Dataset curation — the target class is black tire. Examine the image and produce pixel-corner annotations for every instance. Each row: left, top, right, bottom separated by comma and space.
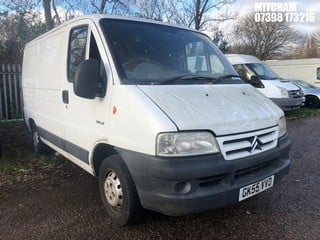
305, 95, 320, 109
32, 127, 49, 154
99, 154, 143, 225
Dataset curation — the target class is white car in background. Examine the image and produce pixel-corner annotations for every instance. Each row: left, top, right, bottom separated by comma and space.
226, 54, 304, 111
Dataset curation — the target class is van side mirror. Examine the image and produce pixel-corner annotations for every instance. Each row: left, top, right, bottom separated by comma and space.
74, 59, 99, 99
250, 75, 264, 88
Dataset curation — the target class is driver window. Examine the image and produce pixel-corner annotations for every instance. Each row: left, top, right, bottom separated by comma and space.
89, 32, 106, 97
234, 64, 250, 81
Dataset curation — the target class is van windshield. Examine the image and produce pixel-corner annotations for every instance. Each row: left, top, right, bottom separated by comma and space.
246, 63, 279, 80
100, 19, 239, 85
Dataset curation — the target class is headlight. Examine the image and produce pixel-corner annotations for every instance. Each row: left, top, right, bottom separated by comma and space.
278, 117, 287, 138
278, 87, 289, 98
157, 131, 220, 157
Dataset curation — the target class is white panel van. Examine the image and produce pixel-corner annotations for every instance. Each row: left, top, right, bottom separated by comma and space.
22, 15, 291, 225
265, 58, 320, 86
226, 54, 304, 111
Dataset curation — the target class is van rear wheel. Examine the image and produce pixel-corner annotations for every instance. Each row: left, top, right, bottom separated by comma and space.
32, 127, 49, 154
99, 155, 142, 225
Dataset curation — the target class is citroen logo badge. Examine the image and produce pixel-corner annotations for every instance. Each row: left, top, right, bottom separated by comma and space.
250, 136, 262, 153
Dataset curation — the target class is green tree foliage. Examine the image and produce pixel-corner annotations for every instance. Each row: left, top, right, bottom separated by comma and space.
0, 11, 46, 63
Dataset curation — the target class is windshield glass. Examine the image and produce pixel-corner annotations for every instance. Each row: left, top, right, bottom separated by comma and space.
294, 80, 318, 89
246, 63, 280, 80
100, 19, 238, 85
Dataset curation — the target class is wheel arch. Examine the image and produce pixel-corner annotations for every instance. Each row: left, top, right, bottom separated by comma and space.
91, 143, 118, 177
28, 118, 36, 132
305, 94, 320, 100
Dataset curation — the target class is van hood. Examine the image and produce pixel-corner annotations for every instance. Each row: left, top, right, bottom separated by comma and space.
262, 79, 299, 91
138, 84, 283, 136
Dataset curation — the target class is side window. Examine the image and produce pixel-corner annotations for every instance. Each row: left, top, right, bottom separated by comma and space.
233, 64, 248, 81
317, 67, 320, 80
67, 26, 88, 82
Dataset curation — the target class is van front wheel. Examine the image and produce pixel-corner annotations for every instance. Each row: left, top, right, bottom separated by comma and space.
99, 155, 142, 225
305, 95, 320, 109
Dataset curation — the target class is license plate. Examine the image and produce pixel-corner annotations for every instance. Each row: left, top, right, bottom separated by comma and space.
239, 175, 274, 201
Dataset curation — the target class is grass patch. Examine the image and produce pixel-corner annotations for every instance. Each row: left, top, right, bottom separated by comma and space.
0, 152, 64, 175
0, 157, 25, 174
285, 108, 320, 120
0, 119, 23, 127
31, 153, 62, 168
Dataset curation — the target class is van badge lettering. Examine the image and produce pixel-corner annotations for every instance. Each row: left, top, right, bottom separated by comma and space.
96, 120, 104, 125
249, 136, 262, 153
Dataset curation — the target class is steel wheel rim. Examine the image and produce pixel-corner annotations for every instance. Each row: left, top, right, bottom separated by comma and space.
104, 170, 123, 210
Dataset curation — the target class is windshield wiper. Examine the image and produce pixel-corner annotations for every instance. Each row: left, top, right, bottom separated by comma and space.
207, 74, 242, 84
158, 74, 210, 85
159, 74, 242, 85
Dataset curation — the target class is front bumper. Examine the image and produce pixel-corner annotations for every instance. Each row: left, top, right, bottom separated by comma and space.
117, 135, 291, 216
271, 97, 304, 111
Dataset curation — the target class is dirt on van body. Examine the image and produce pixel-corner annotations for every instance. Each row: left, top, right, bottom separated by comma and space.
0, 116, 320, 240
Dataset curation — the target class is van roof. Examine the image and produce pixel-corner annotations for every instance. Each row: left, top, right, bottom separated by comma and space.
25, 14, 200, 47
225, 54, 262, 65
265, 58, 320, 66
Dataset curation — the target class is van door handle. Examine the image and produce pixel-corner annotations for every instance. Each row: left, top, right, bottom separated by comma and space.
62, 90, 69, 104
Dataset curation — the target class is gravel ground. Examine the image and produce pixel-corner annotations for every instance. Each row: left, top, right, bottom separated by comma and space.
0, 116, 320, 240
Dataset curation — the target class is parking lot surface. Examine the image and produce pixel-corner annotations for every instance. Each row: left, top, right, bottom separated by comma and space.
0, 116, 319, 240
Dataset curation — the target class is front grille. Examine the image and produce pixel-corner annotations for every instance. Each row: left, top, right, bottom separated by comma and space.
289, 90, 302, 98
216, 126, 278, 161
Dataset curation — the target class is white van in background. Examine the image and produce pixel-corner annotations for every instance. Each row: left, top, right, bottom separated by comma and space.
226, 54, 304, 111
22, 15, 291, 225
265, 58, 320, 86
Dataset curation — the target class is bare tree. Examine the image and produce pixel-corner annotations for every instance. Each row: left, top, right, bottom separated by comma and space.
43, 0, 73, 29
170, 0, 236, 30
42, 0, 54, 29
212, 28, 229, 53
90, 0, 107, 13
52, 0, 62, 24
303, 35, 319, 58
1, 0, 63, 30
129, 0, 236, 30
88, 0, 130, 15
191, 0, 235, 30
230, 13, 301, 60
297, 30, 320, 58
133, 0, 165, 21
